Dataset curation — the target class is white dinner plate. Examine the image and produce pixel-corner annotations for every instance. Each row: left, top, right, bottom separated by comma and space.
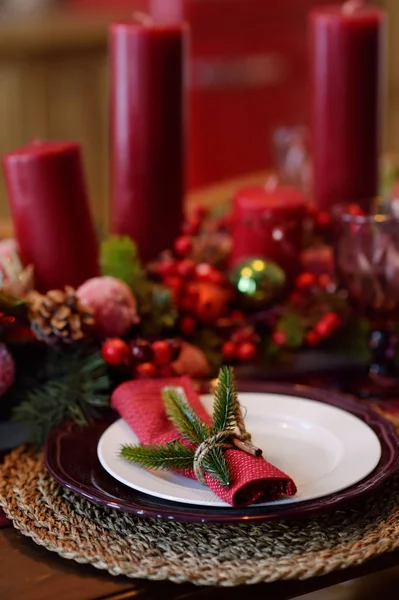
98, 392, 382, 508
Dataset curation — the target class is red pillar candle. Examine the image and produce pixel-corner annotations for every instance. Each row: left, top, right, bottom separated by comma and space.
309, 1, 386, 212
230, 180, 307, 278
110, 19, 188, 263
2, 140, 99, 292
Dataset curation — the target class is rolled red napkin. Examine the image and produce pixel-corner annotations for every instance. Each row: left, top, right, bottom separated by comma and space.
111, 376, 297, 507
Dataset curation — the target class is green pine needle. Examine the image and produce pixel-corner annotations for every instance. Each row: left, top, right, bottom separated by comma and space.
120, 441, 195, 471
12, 347, 110, 446
162, 387, 210, 445
203, 446, 231, 487
211, 366, 238, 434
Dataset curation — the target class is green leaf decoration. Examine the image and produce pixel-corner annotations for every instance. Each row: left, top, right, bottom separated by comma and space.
276, 313, 306, 349
162, 387, 209, 445
0, 291, 28, 318
12, 347, 110, 446
100, 236, 148, 301
211, 366, 237, 434
120, 441, 195, 471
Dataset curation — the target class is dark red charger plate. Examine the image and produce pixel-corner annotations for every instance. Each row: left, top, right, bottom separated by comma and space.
45, 383, 399, 524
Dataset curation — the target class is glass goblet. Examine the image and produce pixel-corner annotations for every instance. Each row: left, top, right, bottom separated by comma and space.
334, 208, 399, 395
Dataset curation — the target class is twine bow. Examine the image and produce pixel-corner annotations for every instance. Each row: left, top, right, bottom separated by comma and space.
193, 405, 262, 486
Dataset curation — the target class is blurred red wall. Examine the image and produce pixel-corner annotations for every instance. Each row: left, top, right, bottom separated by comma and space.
69, 0, 329, 188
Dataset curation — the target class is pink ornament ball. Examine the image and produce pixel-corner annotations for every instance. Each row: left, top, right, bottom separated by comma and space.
0, 343, 15, 397
77, 276, 139, 338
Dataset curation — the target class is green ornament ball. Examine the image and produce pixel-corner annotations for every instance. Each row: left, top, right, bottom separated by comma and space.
230, 258, 286, 308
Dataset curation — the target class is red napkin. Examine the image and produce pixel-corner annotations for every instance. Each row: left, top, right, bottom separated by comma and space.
111, 376, 297, 507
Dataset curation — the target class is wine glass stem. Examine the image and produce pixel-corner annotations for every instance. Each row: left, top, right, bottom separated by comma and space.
369, 328, 397, 380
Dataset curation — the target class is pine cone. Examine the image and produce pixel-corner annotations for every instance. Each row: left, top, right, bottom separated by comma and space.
28, 286, 95, 345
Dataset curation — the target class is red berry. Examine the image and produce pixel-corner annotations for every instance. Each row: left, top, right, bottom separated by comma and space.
136, 362, 158, 379
295, 272, 317, 290
152, 340, 173, 366
102, 339, 131, 368
316, 211, 331, 228
180, 316, 196, 336
207, 269, 226, 285
232, 327, 255, 345
195, 262, 213, 282
183, 216, 201, 236
176, 259, 196, 278
222, 341, 237, 361
272, 330, 288, 347
237, 342, 257, 362
131, 339, 154, 364
345, 203, 365, 217
306, 330, 320, 347
323, 311, 340, 329
174, 235, 193, 257
156, 258, 177, 278
163, 276, 184, 301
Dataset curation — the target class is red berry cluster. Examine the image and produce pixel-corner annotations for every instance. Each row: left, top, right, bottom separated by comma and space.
101, 338, 181, 379
294, 272, 335, 294
222, 326, 258, 363
305, 312, 341, 347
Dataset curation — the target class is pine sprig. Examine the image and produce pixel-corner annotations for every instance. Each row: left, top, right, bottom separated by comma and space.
211, 366, 238, 434
162, 387, 210, 445
203, 446, 230, 486
120, 441, 195, 471
12, 347, 111, 446
120, 367, 253, 487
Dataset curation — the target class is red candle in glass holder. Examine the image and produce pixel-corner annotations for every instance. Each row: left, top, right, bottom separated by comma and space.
230, 180, 307, 278
110, 18, 188, 263
309, 0, 386, 212
2, 140, 99, 292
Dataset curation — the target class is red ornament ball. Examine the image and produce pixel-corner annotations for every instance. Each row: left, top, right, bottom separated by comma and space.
152, 340, 173, 366
237, 342, 257, 362
315, 312, 340, 338
295, 272, 317, 291
176, 259, 196, 279
101, 338, 131, 368
174, 235, 193, 257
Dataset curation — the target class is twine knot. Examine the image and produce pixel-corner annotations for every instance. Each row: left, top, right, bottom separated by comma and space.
193, 429, 262, 486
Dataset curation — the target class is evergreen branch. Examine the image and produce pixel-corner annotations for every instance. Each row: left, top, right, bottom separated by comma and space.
211, 366, 238, 434
162, 387, 209, 445
12, 347, 111, 446
120, 441, 195, 471
203, 446, 231, 487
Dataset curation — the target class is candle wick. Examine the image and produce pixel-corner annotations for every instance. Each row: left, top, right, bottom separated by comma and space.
342, 0, 364, 15
264, 175, 279, 192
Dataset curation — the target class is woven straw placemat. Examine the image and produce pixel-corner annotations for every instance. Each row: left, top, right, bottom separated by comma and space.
1, 446, 399, 586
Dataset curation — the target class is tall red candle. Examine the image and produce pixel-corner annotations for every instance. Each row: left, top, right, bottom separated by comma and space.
2, 140, 99, 292
309, 1, 386, 211
230, 181, 307, 278
110, 19, 187, 263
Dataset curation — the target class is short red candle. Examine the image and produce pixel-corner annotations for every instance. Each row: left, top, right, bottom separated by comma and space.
110, 19, 188, 263
230, 182, 307, 278
2, 140, 99, 292
309, 1, 386, 211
